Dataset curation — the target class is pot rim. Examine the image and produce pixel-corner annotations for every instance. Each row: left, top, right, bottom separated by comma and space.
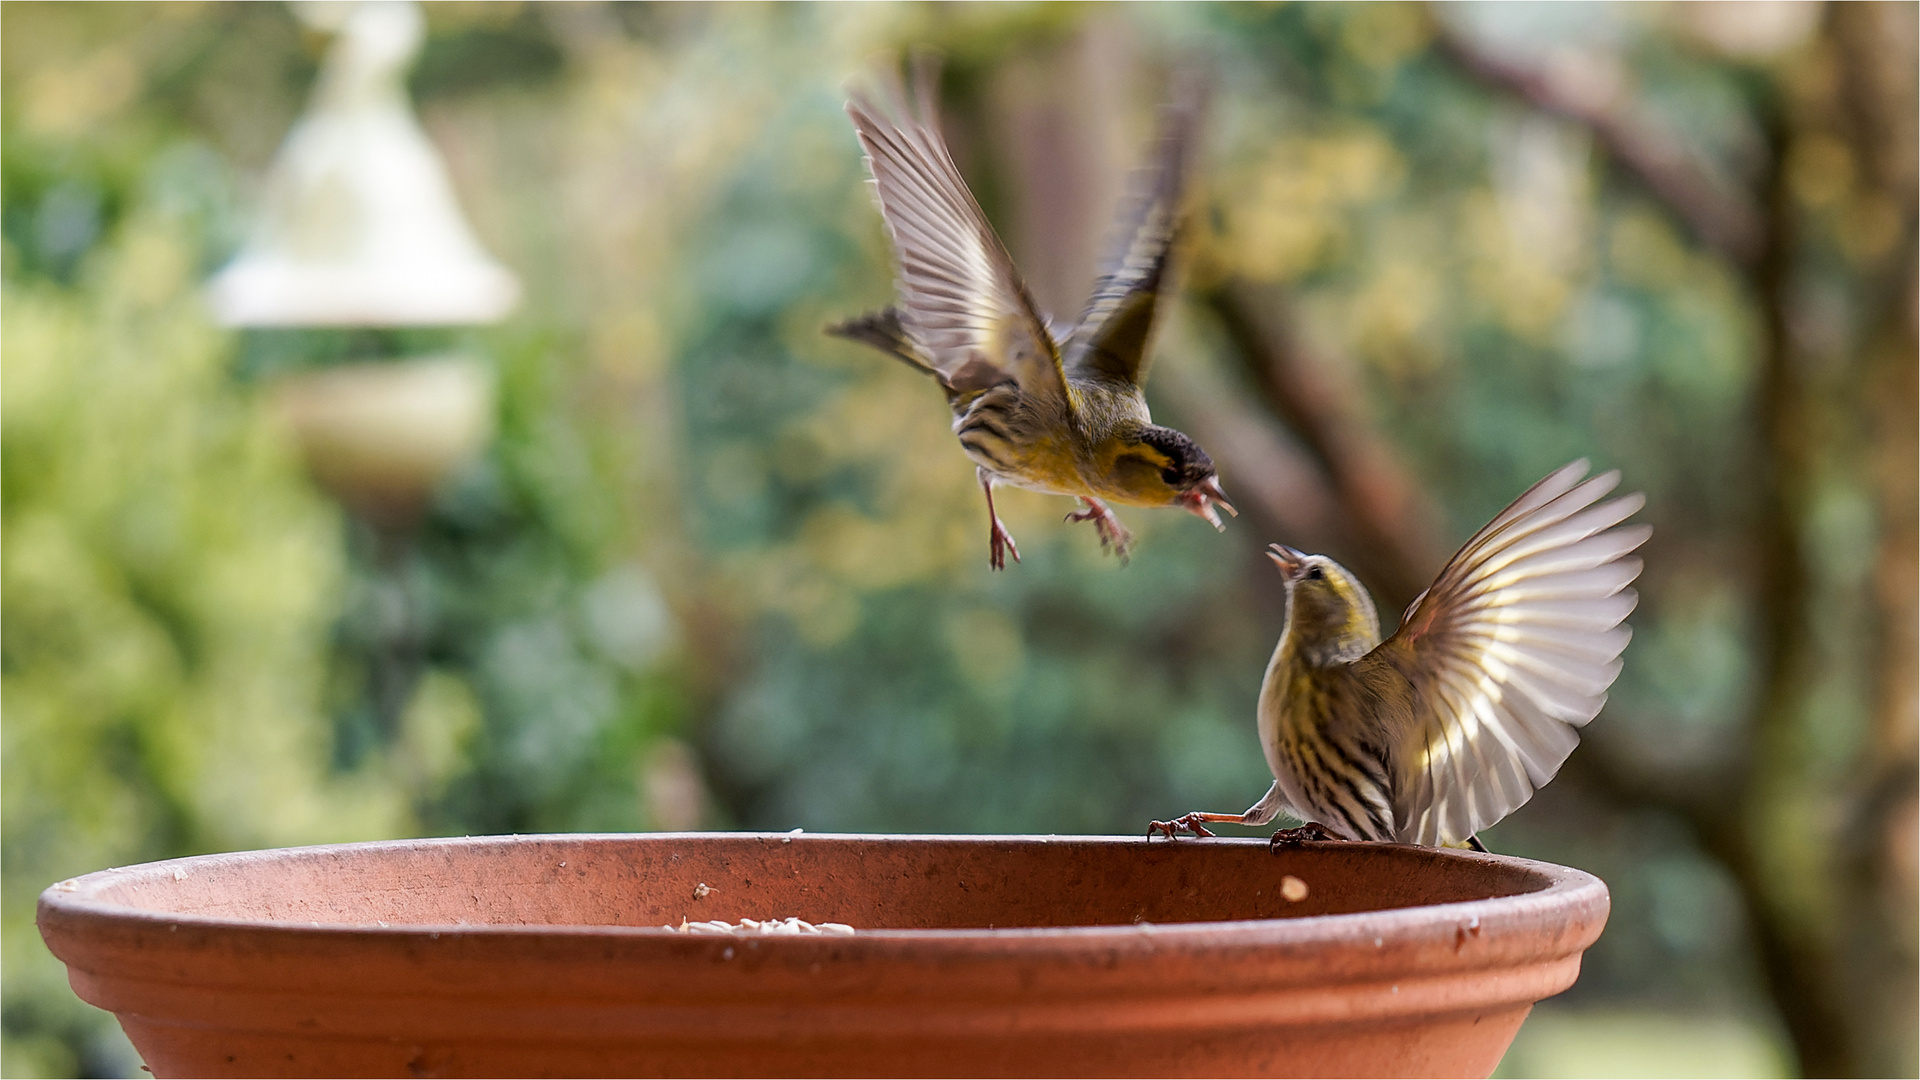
39, 832, 1605, 948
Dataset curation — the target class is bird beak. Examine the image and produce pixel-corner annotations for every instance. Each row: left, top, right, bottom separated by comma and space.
1183, 478, 1237, 532
1266, 543, 1306, 580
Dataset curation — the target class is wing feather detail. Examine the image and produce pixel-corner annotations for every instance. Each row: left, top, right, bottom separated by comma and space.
1361, 459, 1649, 846
845, 63, 1067, 406
1062, 80, 1203, 389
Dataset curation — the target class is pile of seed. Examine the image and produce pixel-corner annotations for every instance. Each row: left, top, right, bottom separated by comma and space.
664, 916, 855, 936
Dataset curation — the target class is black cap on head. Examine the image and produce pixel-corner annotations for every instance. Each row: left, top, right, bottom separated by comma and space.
1138, 425, 1217, 490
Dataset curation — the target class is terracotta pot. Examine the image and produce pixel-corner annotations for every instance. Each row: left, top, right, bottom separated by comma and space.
37, 834, 1606, 1078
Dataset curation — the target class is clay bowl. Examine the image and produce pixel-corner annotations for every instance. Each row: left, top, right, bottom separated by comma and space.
38, 833, 1607, 1078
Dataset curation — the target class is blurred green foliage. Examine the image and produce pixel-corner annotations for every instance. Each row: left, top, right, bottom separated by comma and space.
1, 195, 402, 1079
2, 3, 1912, 1078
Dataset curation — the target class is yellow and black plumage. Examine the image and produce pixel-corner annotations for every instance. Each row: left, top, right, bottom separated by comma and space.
1151, 460, 1649, 848
827, 62, 1233, 570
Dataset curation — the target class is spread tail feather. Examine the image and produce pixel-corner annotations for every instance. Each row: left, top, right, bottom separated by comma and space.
825, 307, 941, 377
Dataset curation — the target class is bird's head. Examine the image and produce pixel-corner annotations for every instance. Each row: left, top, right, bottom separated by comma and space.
1117, 426, 1236, 529
1267, 544, 1380, 665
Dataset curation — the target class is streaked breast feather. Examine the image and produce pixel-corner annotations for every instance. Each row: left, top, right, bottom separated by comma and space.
954, 389, 1025, 475
1278, 675, 1396, 840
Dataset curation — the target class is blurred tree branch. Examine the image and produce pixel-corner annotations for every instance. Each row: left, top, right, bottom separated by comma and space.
1187, 236, 1866, 1075
1196, 284, 1441, 610
1430, 17, 1764, 269
1175, 7, 1918, 1074
1168, 13, 1916, 1065
1425, 6, 1916, 1075
1832, 4, 1920, 1073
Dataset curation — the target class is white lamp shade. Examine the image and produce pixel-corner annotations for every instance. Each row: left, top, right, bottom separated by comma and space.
208, 1, 520, 327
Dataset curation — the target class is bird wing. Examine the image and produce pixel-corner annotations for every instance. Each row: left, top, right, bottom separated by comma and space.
1062, 81, 1203, 390
846, 62, 1068, 408
1356, 459, 1649, 846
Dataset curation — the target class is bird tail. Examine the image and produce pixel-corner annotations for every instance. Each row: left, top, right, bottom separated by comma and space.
824, 307, 941, 378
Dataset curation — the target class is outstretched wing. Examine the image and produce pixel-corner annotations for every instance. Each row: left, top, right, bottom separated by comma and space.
846, 60, 1067, 407
1061, 78, 1204, 390
1357, 459, 1649, 846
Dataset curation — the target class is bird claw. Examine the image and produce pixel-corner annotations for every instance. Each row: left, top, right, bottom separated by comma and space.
988, 520, 1021, 571
1147, 814, 1217, 840
1267, 822, 1344, 850
1065, 500, 1134, 564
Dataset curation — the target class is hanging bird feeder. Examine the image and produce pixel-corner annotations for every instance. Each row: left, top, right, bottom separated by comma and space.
209, 0, 516, 525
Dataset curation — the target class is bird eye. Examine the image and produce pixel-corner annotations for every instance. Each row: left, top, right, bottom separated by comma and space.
1305, 566, 1325, 581
1160, 467, 1181, 486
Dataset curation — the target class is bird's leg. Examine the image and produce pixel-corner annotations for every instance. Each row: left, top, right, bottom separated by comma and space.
979, 468, 1020, 571
1267, 822, 1346, 850
1146, 811, 1249, 840
1065, 496, 1134, 564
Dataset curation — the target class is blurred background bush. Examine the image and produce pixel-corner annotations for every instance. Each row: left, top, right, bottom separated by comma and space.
2, 2, 1913, 1077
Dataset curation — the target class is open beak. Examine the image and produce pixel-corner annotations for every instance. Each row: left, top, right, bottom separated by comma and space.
1266, 543, 1306, 580
1182, 477, 1238, 532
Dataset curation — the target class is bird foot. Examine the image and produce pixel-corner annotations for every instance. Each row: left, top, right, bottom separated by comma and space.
988, 519, 1021, 571
1065, 499, 1134, 564
1268, 822, 1345, 850
1147, 814, 1217, 840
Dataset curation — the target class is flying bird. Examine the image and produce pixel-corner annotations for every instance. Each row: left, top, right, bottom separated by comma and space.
1150, 460, 1649, 849
828, 60, 1233, 570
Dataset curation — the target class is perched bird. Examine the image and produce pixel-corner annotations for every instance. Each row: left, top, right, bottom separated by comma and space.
827, 61, 1234, 570
1150, 459, 1649, 849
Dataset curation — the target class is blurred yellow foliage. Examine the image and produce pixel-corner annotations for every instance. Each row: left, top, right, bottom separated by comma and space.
1341, 2, 1434, 71
1787, 133, 1854, 209
22, 47, 138, 136
1226, 129, 1405, 283
1347, 258, 1442, 371
1460, 190, 1575, 346
1608, 208, 1692, 289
